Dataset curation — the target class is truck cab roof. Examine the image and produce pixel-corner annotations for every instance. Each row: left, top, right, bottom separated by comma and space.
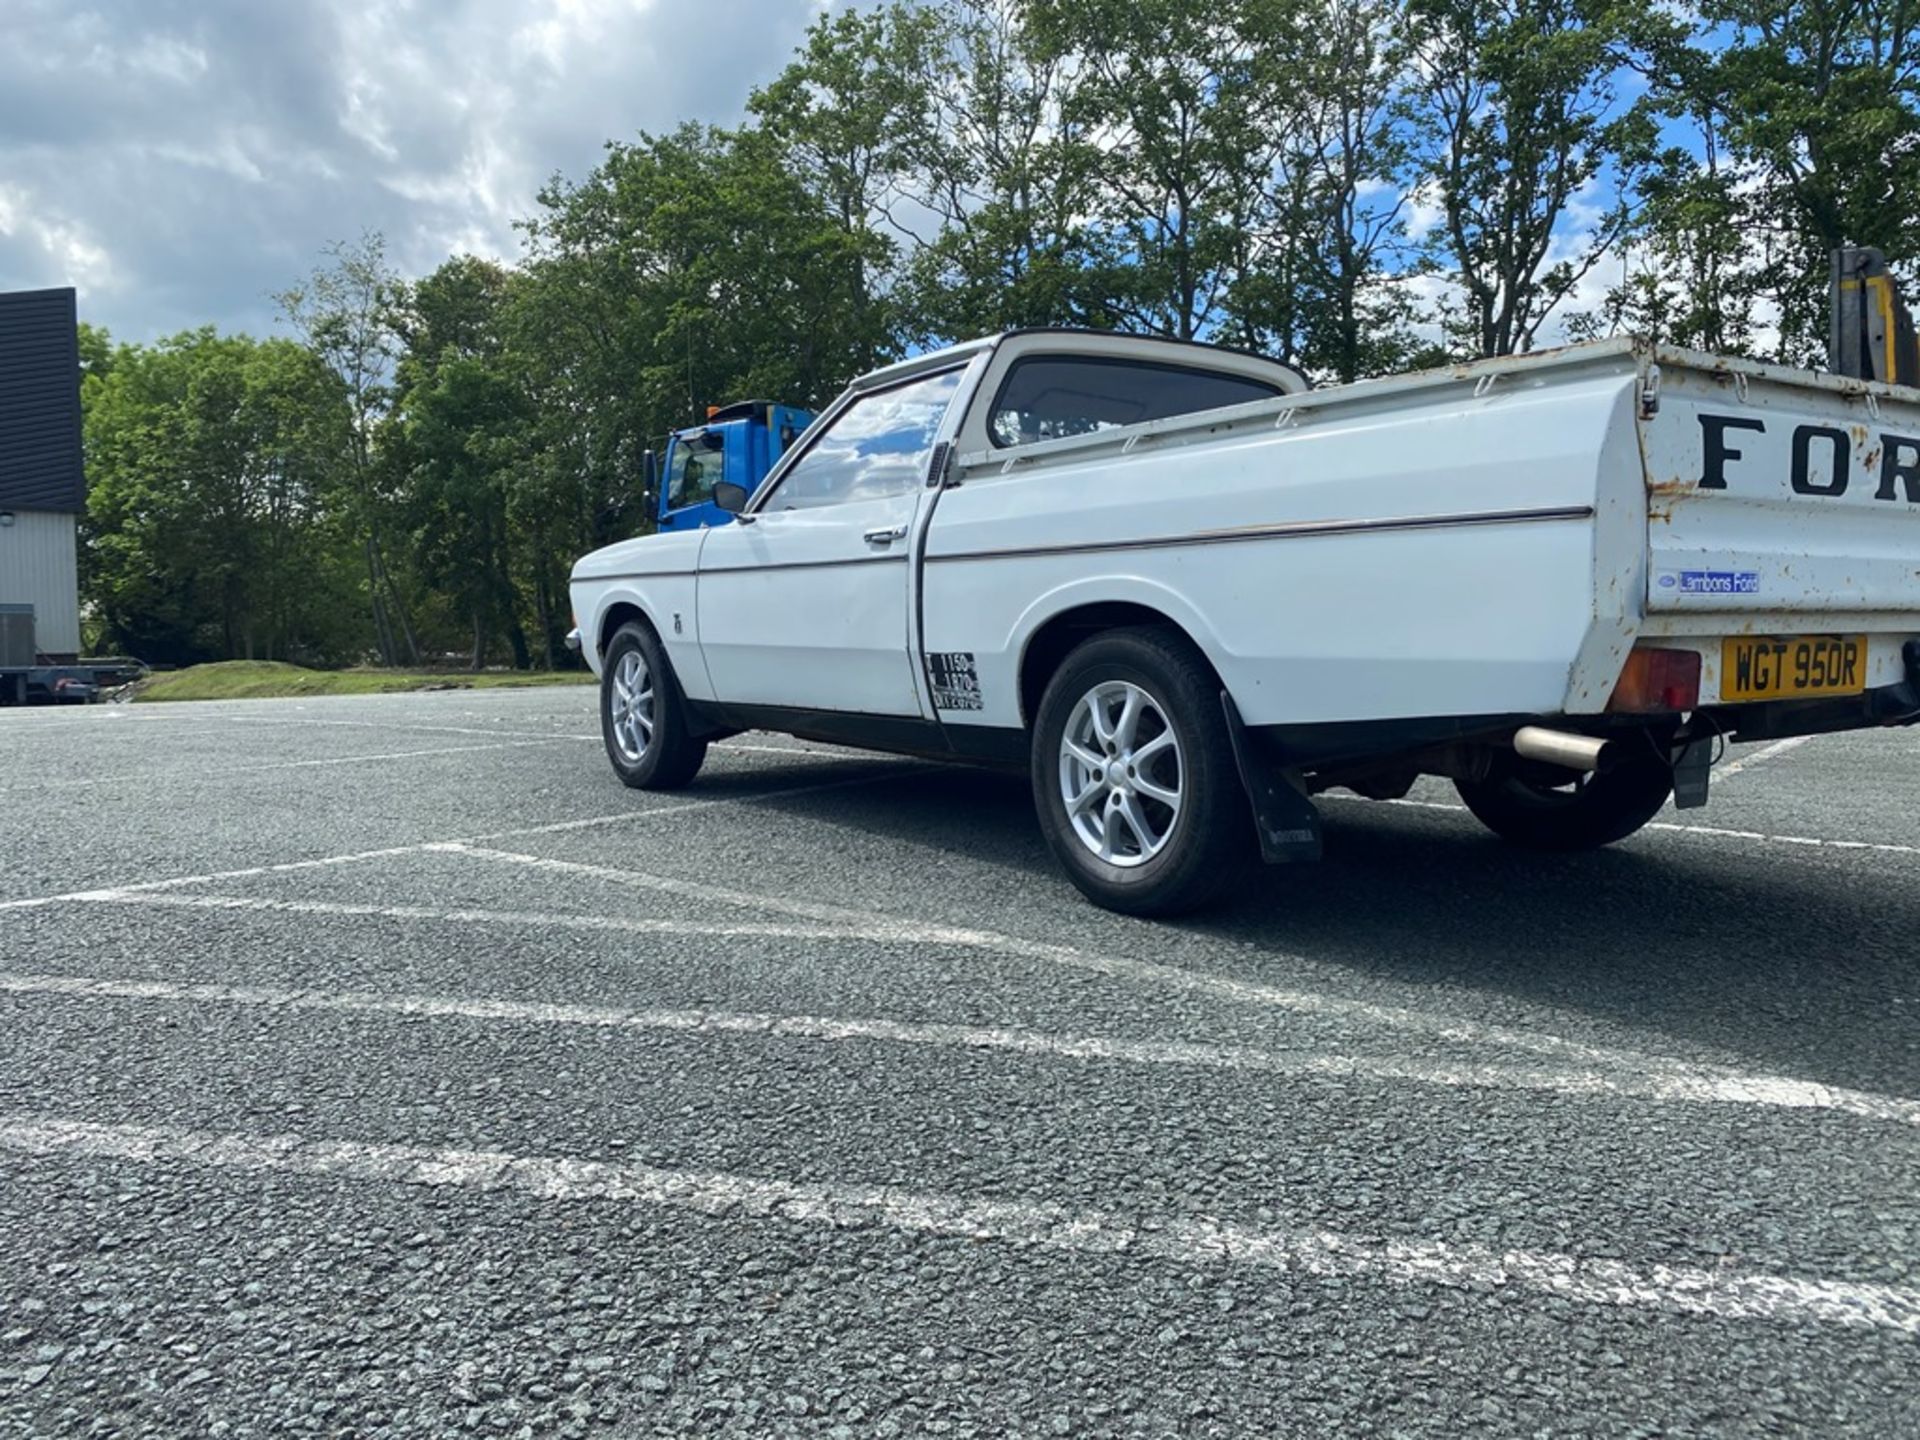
703, 399, 786, 424
849, 329, 1311, 399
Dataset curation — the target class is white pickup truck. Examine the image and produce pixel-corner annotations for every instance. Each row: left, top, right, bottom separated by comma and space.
569, 329, 1920, 914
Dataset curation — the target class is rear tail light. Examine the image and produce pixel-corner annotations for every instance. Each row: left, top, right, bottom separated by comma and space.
1607, 646, 1702, 713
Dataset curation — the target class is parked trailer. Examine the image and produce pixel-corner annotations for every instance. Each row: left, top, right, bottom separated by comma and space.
0, 605, 133, 705
570, 324, 1920, 915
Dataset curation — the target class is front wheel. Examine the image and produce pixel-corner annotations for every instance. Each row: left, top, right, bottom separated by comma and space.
1030, 628, 1251, 916
600, 621, 707, 790
1453, 743, 1672, 851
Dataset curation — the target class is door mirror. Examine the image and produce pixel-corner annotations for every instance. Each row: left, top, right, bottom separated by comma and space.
641, 448, 659, 511
713, 480, 750, 514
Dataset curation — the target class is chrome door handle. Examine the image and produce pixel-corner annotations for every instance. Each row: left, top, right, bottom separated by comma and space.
863, 524, 908, 546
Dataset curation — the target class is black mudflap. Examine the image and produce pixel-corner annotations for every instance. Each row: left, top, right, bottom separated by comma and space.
1672, 735, 1713, 810
1221, 692, 1323, 864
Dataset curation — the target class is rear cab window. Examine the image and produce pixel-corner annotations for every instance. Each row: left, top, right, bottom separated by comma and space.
987, 356, 1286, 448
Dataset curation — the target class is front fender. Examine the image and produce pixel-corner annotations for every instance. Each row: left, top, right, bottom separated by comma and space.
568, 529, 711, 697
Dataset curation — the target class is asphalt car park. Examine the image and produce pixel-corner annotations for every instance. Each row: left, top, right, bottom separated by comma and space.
1, 688, 1916, 1436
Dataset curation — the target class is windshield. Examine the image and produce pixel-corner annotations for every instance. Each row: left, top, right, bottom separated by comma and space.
759, 368, 961, 511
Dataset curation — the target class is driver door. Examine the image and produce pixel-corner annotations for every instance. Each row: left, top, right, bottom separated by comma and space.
695, 367, 963, 717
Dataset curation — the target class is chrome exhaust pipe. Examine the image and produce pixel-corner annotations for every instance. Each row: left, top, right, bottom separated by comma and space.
1511, 726, 1611, 772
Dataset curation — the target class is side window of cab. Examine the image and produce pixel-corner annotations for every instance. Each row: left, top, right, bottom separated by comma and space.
988, 356, 1285, 448
758, 368, 962, 511
665, 436, 726, 511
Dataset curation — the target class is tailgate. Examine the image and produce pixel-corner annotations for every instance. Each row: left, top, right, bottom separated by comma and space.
1643, 354, 1920, 617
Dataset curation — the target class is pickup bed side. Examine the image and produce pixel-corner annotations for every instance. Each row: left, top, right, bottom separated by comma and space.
922, 354, 1643, 735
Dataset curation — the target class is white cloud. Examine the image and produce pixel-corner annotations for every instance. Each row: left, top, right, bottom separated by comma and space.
1403, 178, 1446, 242
0, 0, 827, 341
0, 184, 119, 296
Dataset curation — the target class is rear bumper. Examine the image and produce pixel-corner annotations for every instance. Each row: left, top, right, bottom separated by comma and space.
1708, 639, 1920, 741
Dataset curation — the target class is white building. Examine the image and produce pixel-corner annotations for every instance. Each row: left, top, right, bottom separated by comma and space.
0, 287, 84, 661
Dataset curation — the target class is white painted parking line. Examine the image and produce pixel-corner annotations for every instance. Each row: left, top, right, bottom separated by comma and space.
1325, 792, 1920, 858
1714, 734, 1816, 780
0, 723, 249, 742
0, 710, 226, 727
1, 1113, 1912, 1333
0, 843, 431, 913
460, 765, 929, 843
5, 968, 1915, 1127
1643, 821, 1920, 857
0, 765, 930, 913
77, 893, 875, 941
217, 715, 598, 744
1324, 794, 1469, 814
717, 742, 864, 760
2, 739, 565, 792
443, 845, 1754, 1076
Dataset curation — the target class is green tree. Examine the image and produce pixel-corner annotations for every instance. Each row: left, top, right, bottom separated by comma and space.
83, 331, 358, 665
515, 122, 900, 566
895, 0, 1107, 339
77, 321, 114, 381
1406, 0, 1667, 357
1692, 1, 1919, 362
1568, 129, 1764, 355
1225, 0, 1430, 379
749, 2, 938, 337
386, 257, 539, 669
1027, 0, 1284, 341
275, 232, 422, 664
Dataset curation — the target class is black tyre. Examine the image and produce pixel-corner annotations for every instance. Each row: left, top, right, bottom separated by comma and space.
599, 621, 708, 790
1030, 628, 1252, 916
1453, 743, 1672, 851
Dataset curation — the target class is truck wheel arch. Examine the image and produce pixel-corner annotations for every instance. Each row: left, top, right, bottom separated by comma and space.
1016, 593, 1228, 728
597, 600, 659, 662
596, 596, 734, 740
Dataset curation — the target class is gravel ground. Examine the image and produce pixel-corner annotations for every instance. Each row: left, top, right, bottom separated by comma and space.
0, 689, 1916, 1437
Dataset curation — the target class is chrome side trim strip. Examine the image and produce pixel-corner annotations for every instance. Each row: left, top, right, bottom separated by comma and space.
701, 553, 910, 577
588, 553, 909, 583
924, 505, 1596, 564
576, 570, 683, 583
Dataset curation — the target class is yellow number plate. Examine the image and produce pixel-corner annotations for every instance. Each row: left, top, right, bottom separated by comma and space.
1721, 635, 1866, 702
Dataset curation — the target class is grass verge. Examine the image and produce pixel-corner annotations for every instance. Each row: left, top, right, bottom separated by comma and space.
136, 660, 594, 703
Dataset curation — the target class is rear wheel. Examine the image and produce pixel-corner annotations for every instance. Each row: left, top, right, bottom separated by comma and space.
1031, 628, 1250, 916
600, 621, 707, 790
1454, 744, 1672, 851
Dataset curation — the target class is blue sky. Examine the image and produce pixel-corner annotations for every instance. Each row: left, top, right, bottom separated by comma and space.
0, 0, 828, 343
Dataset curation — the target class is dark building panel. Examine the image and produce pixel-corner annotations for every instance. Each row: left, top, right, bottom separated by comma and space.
0, 287, 85, 513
